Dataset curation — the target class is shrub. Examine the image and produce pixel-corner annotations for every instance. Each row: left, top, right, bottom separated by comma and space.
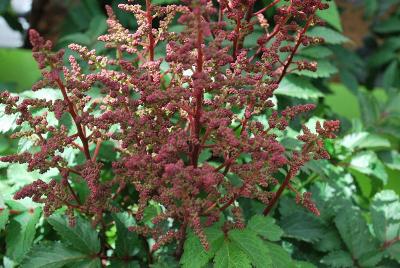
0, 0, 340, 266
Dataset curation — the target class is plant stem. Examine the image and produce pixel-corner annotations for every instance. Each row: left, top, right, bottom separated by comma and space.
263, 168, 294, 215
191, 7, 204, 168
146, 0, 155, 61
55, 78, 91, 160
277, 16, 314, 83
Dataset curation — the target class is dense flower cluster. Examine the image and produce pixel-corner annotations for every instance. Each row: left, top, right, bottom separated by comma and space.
0, 0, 339, 252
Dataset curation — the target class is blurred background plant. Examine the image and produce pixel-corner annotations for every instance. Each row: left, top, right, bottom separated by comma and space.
0, 0, 399, 267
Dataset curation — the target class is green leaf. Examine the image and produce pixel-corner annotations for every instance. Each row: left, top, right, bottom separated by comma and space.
307, 27, 350, 44
152, 0, 180, 4
334, 206, 379, 261
382, 60, 398, 90
47, 215, 100, 254
275, 76, 323, 100
350, 151, 388, 184
265, 242, 295, 268
214, 241, 252, 268
280, 212, 327, 242
180, 227, 224, 268
0, 105, 18, 133
340, 132, 391, 151
6, 208, 41, 263
110, 259, 140, 268
370, 190, 400, 243
374, 17, 400, 34
113, 213, 140, 257
321, 250, 353, 268
228, 229, 272, 268
386, 242, 400, 262
21, 242, 96, 268
317, 0, 342, 32
247, 215, 283, 241
313, 229, 342, 252
299, 46, 333, 59
295, 261, 317, 268
0, 207, 9, 230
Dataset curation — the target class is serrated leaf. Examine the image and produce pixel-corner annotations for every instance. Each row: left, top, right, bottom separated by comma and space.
371, 190, 400, 243
6, 208, 41, 263
47, 215, 100, 254
313, 229, 342, 252
180, 226, 224, 268
316, 0, 342, 31
341, 132, 391, 151
308, 27, 349, 44
265, 242, 295, 268
247, 215, 283, 241
21, 242, 95, 268
0, 105, 18, 133
214, 241, 252, 268
334, 206, 379, 261
113, 213, 140, 257
321, 250, 353, 268
299, 46, 333, 59
228, 229, 272, 268
374, 17, 400, 34
280, 211, 327, 242
350, 151, 388, 184
386, 242, 400, 262
275, 76, 323, 100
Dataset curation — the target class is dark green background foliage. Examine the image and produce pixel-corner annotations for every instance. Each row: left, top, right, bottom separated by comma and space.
0, 0, 399, 267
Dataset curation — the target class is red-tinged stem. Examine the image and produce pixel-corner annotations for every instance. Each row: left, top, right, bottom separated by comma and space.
92, 139, 102, 161
381, 236, 400, 250
146, 0, 155, 61
191, 7, 204, 168
55, 78, 91, 160
263, 168, 294, 215
254, 0, 281, 16
66, 178, 82, 205
277, 16, 314, 84
232, 16, 241, 60
0, 208, 24, 215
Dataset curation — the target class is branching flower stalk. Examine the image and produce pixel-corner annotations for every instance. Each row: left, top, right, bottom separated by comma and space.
0, 0, 339, 253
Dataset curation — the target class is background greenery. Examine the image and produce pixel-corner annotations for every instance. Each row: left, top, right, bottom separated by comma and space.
0, 0, 399, 267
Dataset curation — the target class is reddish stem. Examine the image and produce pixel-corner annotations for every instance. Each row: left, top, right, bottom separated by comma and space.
55, 78, 91, 160
277, 16, 314, 83
191, 7, 204, 168
146, 0, 155, 61
263, 168, 294, 215
254, 0, 281, 16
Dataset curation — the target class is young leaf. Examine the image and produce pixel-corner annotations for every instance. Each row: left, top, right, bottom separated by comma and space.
247, 215, 283, 242
47, 215, 100, 254
21, 242, 97, 268
214, 241, 252, 268
265, 242, 295, 268
113, 213, 140, 257
6, 208, 41, 263
275, 76, 323, 100
180, 226, 224, 268
228, 229, 272, 268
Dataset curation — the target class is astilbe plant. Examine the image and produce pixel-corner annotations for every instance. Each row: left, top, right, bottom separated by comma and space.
0, 0, 339, 256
